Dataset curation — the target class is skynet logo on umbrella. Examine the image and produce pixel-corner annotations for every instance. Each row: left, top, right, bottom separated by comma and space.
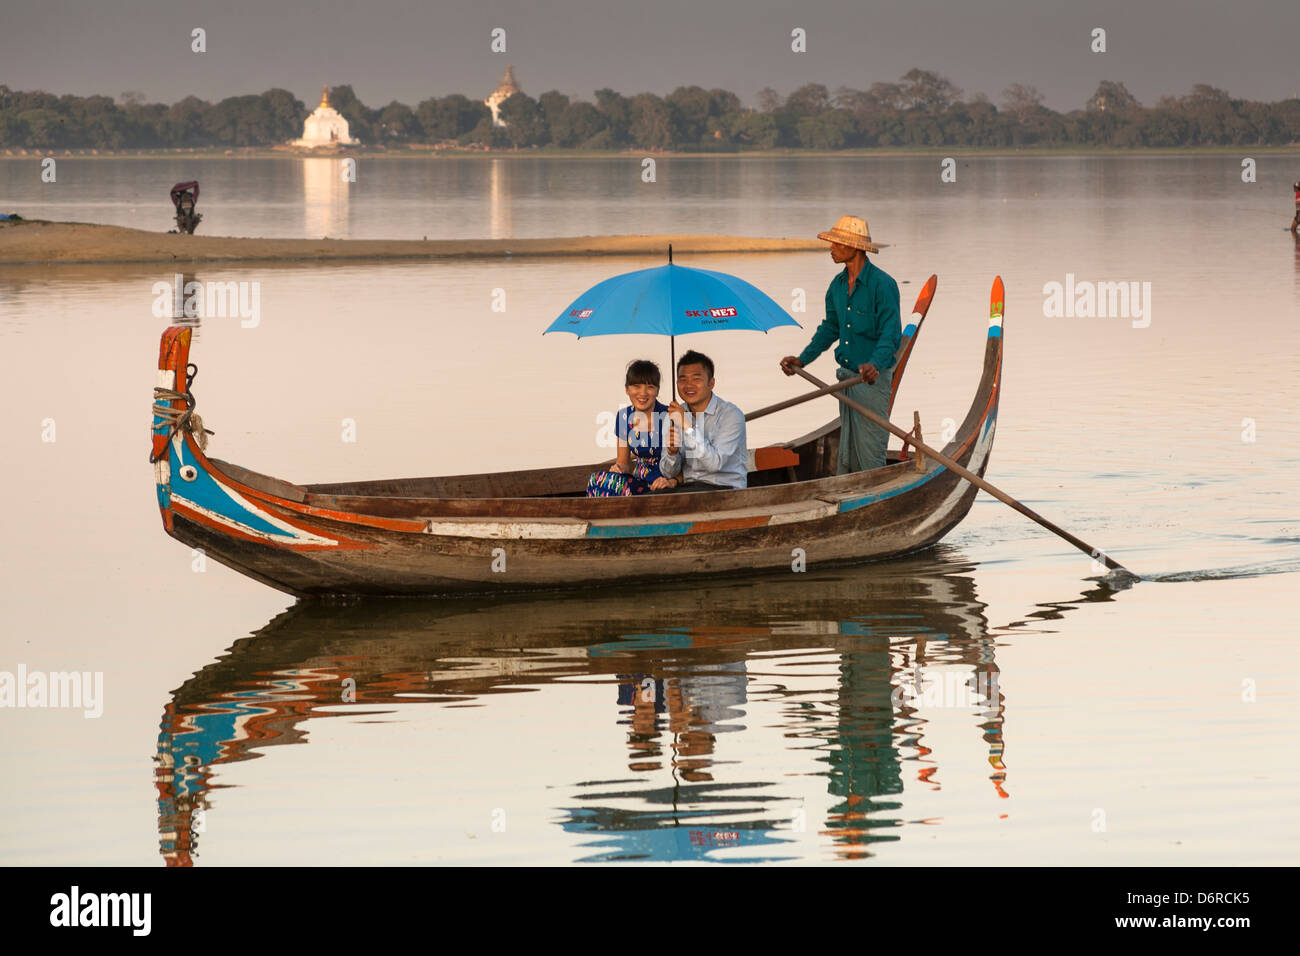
685, 307, 738, 318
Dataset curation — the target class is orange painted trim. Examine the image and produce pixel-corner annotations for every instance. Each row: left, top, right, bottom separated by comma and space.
239, 485, 427, 533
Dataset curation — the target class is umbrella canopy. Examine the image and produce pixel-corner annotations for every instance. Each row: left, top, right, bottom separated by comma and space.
544, 262, 801, 339
544, 259, 800, 400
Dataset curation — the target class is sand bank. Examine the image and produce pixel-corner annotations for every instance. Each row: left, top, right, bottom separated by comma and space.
0, 220, 824, 266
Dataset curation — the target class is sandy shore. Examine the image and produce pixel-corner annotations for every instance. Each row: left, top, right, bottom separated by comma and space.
0, 220, 824, 265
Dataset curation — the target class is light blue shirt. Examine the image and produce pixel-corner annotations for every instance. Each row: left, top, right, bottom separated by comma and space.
658, 393, 748, 489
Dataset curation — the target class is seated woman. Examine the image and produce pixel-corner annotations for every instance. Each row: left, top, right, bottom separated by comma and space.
586, 359, 682, 496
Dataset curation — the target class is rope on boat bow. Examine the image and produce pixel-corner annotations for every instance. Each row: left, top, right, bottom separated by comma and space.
150, 362, 213, 462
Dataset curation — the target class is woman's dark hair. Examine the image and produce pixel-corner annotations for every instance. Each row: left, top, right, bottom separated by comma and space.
676, 350, 714, 380
625, 359, 661, 388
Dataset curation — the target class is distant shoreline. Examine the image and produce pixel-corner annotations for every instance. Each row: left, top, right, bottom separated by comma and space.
0, 220, 825, 266
3, 145, 1298, 161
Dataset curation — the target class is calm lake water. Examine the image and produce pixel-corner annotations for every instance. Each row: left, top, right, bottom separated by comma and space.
1, 155, 1298, 865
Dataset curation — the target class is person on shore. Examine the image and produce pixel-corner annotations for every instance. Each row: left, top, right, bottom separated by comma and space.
779, 215, 901, 473
1291, 182, 1299, 235
586, 360, 677, 497
658, 350, 748, 491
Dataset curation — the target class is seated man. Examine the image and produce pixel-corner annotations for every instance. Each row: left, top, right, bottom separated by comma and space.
658, 350, 748, 491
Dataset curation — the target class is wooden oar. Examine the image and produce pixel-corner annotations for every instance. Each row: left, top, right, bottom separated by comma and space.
745, 374, 865, 422
793, 366, 1136, 576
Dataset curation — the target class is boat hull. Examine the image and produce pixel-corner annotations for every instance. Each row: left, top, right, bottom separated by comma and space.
162, 422, 993, 596
150, 275, 1002, 598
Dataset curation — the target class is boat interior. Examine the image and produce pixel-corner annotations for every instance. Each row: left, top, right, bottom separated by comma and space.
294, 419, 912, 501
206, 418, 918, 507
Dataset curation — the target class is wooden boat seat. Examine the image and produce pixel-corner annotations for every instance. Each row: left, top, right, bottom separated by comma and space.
747, 446, 800, 472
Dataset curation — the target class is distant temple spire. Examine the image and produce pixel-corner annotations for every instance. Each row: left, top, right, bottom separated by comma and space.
289, 83, 356, 149
485, 66, 523, 127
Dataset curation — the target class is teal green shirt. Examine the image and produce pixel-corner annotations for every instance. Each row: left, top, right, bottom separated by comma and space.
797, 260, 902, 374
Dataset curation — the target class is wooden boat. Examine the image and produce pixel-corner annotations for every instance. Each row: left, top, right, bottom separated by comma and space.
150, 276, 1002, 597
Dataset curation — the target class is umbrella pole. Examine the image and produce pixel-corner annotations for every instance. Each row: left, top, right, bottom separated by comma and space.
670, 335, 676, 402
669, 245, 676, 401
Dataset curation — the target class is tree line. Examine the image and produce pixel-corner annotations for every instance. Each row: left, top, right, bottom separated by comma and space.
2, 71, 1298, 151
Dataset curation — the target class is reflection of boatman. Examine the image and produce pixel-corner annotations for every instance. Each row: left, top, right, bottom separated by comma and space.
780, 215, 901, 473
1292, 182, 1300, 235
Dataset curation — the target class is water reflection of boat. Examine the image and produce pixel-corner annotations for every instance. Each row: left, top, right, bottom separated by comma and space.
154, 561, 1120, 864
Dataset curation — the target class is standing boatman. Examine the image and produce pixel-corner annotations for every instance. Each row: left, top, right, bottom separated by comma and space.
780, 215, 901, 473
1291, 182, 1299, 235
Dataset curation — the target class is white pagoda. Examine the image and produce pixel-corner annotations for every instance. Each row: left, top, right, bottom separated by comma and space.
485, 66, 521, 127
293, 86, 357, 148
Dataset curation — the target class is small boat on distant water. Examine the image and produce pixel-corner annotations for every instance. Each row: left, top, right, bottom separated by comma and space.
149, 276, 1002, 597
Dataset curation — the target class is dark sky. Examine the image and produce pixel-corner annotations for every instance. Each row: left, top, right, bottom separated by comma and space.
3, 0, 1297, 111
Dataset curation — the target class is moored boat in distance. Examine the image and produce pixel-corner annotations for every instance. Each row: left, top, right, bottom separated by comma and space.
149, 276, 1002, 597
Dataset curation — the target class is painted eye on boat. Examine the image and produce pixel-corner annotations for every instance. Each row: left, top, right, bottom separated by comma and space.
179, 465, 198, 482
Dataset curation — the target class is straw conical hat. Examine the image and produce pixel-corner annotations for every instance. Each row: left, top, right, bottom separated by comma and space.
817, 215, 888, 253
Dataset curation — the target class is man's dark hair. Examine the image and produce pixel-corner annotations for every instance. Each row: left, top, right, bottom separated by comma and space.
676, 350, 714, 380
625, 359, 661, 388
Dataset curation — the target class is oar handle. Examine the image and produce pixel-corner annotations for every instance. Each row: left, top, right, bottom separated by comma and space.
744, 374, 865, 422
793, 367, 1134, 576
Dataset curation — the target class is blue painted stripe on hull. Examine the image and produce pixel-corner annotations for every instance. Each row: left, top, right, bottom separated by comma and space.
587, 522, 695, 538
988, 326, 1001, 337
902, 323, 917, 337
837, 468, 942, 513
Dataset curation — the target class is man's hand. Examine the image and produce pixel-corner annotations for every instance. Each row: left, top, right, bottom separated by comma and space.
666, 400, 687, 454
665, 422, 680, 455
650, 477, 673, 491
857, 362, 880, 385
780, 355, 804, 376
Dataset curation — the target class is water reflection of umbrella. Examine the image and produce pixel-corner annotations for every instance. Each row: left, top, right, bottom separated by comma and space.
543, 247, 800, 399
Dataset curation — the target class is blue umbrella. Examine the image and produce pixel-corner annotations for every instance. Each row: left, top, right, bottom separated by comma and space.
544, 247, 800, 399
